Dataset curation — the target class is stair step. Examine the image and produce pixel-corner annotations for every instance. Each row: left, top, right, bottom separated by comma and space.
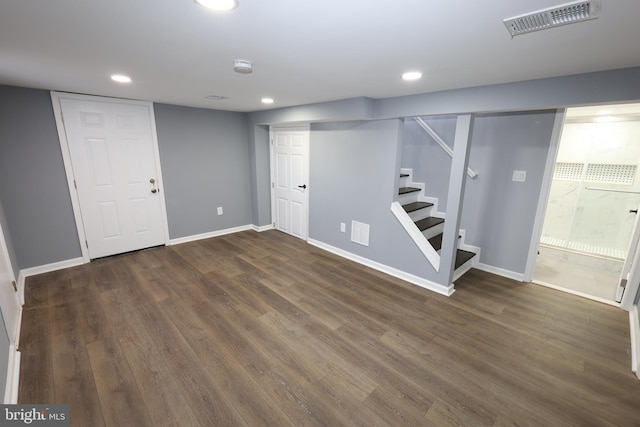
399, 186, 421, 195
455, 249, 476, 269
414, 216, 444, 232
428, 232, 463, 251
402, 201, 433, 213
400, 173, 409, 178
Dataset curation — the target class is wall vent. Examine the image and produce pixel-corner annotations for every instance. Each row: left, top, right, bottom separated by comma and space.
503, 0, 601, 37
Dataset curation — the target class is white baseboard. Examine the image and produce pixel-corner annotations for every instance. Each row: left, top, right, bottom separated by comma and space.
18, 257, 84, 307
4, 343, 20, 404
251, 224, 274, 232
475, 262, 525, 282
630, 306, 640, 379
307, 238, 454, 297
168, 225, 253, 245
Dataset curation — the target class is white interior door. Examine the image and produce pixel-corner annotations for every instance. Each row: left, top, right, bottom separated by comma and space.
271, 125, 309, 240
0, 221, 19, 344
59, 97, 166, 259
619, 207, 640, 308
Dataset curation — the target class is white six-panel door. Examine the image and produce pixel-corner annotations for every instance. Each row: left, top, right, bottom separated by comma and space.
271, 126, 309, 240
58, 96, 166, 259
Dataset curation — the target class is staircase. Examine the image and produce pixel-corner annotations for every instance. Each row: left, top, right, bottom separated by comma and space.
397, 169, 477, 280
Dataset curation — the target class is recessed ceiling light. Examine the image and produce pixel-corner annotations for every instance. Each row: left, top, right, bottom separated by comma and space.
402, 71, 423, 81
194, 0, 238, 11
261, 98, 274, 104
111, 74, 132, 83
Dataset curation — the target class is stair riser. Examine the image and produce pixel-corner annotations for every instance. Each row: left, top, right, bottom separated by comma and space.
408, 208, 433, 222
398, 190, 422, 204
421, 222, 444, 240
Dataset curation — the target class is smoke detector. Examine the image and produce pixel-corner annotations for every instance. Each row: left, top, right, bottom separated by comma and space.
233, 60, 252, 74
504, 0, 601, 37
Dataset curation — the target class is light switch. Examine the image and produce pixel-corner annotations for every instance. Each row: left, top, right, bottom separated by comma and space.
512, 170, 527, 182
217, 206, 223, 215
340, 222, 346, 233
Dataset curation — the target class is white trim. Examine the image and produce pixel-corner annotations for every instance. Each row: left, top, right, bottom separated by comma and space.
168, 225, 253, 245
50, 91, 170, 261
4, 343, 20, 404
532, 279, 620, 307
18, 257, 84, 306
475, 262, 525, 282
391, 202, 440, 271
307, 238, 454, 296
630, 306, 640, 379
251, 224, 275, 232
524, 109, 566, 282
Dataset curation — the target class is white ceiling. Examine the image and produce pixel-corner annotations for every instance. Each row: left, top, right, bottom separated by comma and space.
1, 0, 639, 112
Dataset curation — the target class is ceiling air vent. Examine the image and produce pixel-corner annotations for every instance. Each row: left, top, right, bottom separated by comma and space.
503, 0, 601, 37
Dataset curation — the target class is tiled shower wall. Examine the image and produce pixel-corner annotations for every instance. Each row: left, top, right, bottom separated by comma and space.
541, 120, 640, 258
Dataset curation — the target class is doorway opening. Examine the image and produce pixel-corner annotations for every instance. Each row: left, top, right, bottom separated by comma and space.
533, 103, 640, 304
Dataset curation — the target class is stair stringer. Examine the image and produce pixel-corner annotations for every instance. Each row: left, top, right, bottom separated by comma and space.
391, 202, 440, 272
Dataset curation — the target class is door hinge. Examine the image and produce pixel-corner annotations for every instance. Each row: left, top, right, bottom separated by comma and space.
85, 240, 89, 249
11, 281, 17, 292
73, 179, 77, 189
272, 182, 275, 188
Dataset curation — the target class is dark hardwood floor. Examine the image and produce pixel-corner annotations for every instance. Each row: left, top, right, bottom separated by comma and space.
18, 230, 640, 426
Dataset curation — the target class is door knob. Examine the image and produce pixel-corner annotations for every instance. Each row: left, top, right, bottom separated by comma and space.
630, 209, 638, 214
298, 184, 307, 189
151, 189, 157, 194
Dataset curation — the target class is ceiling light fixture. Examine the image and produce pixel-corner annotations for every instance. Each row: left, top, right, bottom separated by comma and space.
402, 72, 423, 81
503, 0, 601, 37
111, 74, 132, 83
261, 98, 274, 104
193, 0, 238, 11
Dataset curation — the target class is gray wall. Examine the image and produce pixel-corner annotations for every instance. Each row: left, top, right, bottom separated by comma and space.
402, 116, 457, 211
153, 103, 252, 239
0, 85, 81, 269
248, 67, 640, 231
402, 111, 557, 274
310, 119, 438, 280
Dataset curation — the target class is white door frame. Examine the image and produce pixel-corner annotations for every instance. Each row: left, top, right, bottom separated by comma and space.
524, 110, 566, 282
51, 92, 170, 263
269, 124, 310, 240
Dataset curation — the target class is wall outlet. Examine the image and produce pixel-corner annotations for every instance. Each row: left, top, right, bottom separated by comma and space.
340, 222, 346, 232
217, 206, 223, 215
512, 170, 527, 182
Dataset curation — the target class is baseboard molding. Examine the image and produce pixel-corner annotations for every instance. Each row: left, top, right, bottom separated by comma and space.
630, 306, 640, 379
251, 224, 274, 232
475, 262, 525, 282
307, 238, 454, 297
18, 257, 85, 306
4, 343, 21, 404
168, 225, 254, 245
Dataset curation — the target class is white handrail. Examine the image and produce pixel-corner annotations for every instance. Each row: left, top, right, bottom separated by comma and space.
413, 117, 478, 178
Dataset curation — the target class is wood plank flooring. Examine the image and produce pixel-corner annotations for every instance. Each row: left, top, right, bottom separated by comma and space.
18, 230, 640, 426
